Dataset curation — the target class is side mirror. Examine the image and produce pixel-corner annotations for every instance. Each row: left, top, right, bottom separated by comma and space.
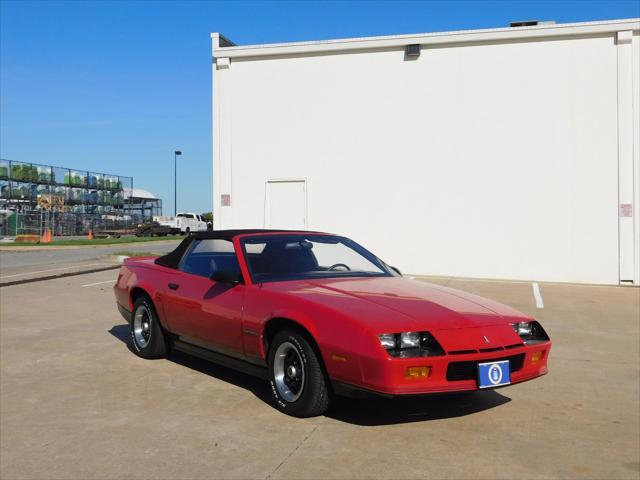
210, 269, 242, 285
390, 266, 403, 276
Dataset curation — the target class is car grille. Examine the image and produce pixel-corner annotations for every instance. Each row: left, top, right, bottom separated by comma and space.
447, 343, 523, 355
446, 353, 526, 381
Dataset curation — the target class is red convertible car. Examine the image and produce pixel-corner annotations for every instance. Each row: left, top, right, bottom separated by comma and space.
114, 230, 551, 417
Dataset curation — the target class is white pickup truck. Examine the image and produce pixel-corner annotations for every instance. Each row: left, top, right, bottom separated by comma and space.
153, 213, 210, 235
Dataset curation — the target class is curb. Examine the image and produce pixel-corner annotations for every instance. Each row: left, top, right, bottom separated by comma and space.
0, 265, 121, 288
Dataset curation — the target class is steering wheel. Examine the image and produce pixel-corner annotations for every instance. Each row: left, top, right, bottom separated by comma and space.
327, 263, 351, 271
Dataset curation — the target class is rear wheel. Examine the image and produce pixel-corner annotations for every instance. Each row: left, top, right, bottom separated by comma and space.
185, 227, 191, 236
268, 330, 330, 417
130, 296, 168, 359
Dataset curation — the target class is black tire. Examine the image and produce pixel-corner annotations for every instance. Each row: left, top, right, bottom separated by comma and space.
130, 296, 168, 359
185, 227, 191, 236
268, 329, 330, 417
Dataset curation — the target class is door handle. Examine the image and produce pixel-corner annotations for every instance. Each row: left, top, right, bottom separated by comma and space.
168, 282, 179, 290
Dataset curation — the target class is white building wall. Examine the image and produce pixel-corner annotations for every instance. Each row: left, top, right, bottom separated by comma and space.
212, 20, 640, 285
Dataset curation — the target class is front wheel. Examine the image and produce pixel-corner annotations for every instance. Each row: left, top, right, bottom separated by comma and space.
268, 330, 330, 417
130, 296, 168, 359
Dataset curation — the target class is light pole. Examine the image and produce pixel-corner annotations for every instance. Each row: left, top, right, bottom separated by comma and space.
174, 150, 182, 216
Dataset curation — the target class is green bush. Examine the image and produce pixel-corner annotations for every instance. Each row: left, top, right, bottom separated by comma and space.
11, 164, 23, 180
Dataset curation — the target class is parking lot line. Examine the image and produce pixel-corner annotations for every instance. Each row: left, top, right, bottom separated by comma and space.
532, 282, 544, 308
81, 279, 116, 288
0, 262, 109, 279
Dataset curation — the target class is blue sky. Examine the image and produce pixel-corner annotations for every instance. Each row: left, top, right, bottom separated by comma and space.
1, 1, 638, 215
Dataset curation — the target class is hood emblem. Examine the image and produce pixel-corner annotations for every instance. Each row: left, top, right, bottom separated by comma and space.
483, 335, 490, 344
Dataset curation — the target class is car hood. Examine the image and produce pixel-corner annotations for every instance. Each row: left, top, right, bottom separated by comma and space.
266, 276, 531, 331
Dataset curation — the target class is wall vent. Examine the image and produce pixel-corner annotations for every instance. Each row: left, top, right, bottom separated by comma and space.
510, 20, 556, 27
405, 44, 421, 58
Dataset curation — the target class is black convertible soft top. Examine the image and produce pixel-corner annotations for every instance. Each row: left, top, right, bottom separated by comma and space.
154, 229, 325, 269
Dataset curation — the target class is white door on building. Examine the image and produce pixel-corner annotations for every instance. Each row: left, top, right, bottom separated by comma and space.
265, 179, 307, 230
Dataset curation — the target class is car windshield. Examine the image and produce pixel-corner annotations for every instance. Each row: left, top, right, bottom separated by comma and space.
241, 234, 393, 283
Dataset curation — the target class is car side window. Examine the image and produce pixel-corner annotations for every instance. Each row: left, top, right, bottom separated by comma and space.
179, 239, 241, 279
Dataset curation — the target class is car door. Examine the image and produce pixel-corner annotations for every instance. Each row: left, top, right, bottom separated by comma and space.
183, 213, 194, 231
161, 238, 246, 359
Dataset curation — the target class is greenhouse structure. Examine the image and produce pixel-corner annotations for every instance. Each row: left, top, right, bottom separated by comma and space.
0, 159, 135, 237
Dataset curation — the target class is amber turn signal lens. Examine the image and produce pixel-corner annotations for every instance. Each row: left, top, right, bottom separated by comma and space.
531, 351, 545, 363
406, 366, 431, 378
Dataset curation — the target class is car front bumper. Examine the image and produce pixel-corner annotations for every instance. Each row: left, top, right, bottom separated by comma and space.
347, 341, 551, 396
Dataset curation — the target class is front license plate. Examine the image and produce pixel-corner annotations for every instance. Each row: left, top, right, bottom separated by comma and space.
477, 360, 511, 389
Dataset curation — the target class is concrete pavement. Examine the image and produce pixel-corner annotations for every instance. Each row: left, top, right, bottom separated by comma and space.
0, 272, 638, 479
0, 239, 181, 284
0, 239, 180, 269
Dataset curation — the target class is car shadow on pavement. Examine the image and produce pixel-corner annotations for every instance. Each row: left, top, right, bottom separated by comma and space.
109, 324, 511, 426
109, 324, 136, 353
326, 391, 510, 426
108, 324, 273, 405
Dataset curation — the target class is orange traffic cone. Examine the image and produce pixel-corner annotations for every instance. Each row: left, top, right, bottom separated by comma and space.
48, 230, 53, 242
88, 229, 94, 240
42, 229, 50, 243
